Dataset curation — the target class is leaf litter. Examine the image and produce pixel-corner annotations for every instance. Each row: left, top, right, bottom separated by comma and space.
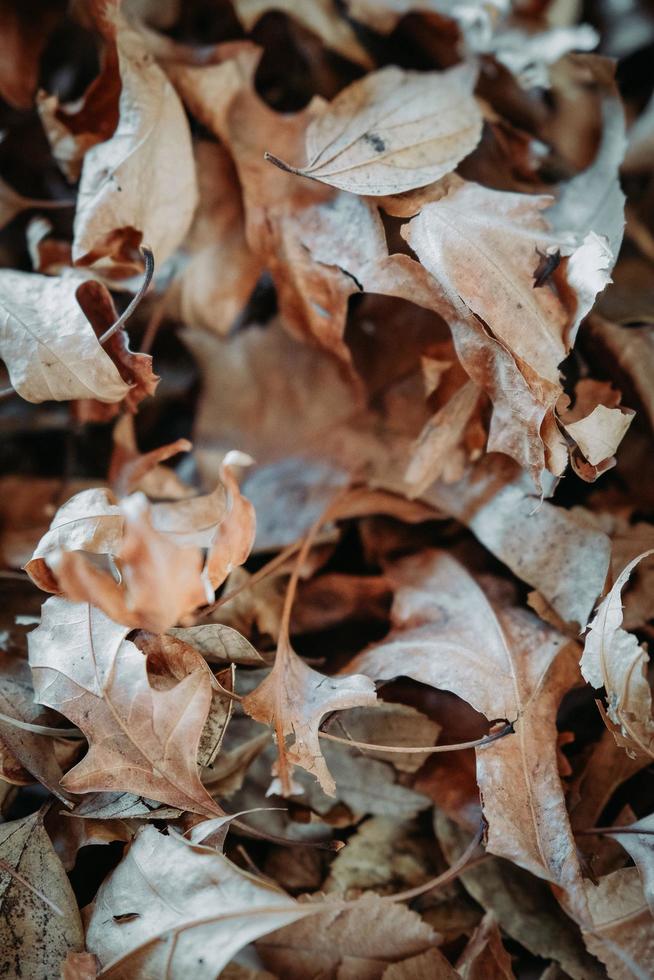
1, 1, 654, 978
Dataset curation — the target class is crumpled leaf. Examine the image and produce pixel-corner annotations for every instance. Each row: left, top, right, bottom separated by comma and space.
243, 632, 377, 796
402, 177, 613, 481
85, 823, 312, 979
50, 492, 209, 634
564, 403, 634, 468
26, 453, 255, 631
0, 810, 84, 979
581, 550, 654, 759
267, 62, 482, 196
0, 270, 130, 404
28, 597, 221, 814
73, 3, 198, 271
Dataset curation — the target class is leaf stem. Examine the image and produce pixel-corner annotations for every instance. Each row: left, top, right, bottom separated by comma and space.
264, 151, 300, 175
317, 722, 513, 754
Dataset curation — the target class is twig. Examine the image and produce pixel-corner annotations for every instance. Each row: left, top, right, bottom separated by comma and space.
317, 722, 514, 754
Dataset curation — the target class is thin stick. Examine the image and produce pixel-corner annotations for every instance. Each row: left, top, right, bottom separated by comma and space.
99, 246, 155, 343
317, 722, 513, 755
383, 824, 485, 902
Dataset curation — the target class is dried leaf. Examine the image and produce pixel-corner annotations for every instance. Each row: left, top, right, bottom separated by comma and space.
51, 493, 209, 634
268, 63, 482, 195
0, 810, 84, 978
0, 270, 130, 404
349, 551, 588, 909
243, 634, 377, 795
28, 597, 220, 814
0, 650, 73, 804
435, 814, 603, 980
73, 7, 198, 271
581, 550, 654, 758
0, 0, 65, 108
85, 823, 311, 979
257, 892, 441, 979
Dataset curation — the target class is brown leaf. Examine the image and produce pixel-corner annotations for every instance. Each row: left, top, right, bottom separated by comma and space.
582, 868, 654, 980
0, 0, 65, 109
243, 632, 377, 796
267, 63, 482, 196
51, 493, 209, 634
456, 912, 516, 980
73, 6, 198, 272
28, 597, 220, 813
381, 948, 459, 979
349, 551, 588, 909
435, 814, 603, 980
581, 550, 654, 758
73, 278, 159, 422
0, 649, 74, 804
0, 810, 84, 978
430, 454, 611, 630
0, 270, 130, 404
85, 823, 311, 979
61, 951, 99, 980
168, 141, 261, 337
257, 892, 442, 980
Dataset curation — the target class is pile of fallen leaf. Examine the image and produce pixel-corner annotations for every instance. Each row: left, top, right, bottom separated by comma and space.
2, 0, 654, 977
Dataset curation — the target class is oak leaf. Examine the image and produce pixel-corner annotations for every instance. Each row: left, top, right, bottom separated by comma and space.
28, 597, 221, 814
242, 633, 377, 796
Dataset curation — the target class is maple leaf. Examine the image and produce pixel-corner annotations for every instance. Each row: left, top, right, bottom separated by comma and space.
28, 597, 221, 813
242, 632, 377, 796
